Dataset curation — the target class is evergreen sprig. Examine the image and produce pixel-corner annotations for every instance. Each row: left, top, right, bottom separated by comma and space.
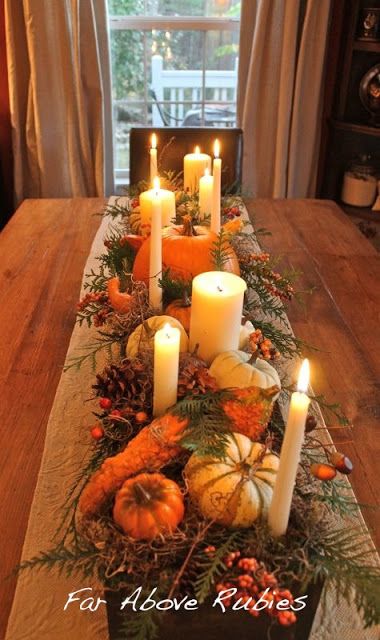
172, 391, 234, 458
211, 229, 234, 271
117, 609, 159, 640
192, 531, 248, 603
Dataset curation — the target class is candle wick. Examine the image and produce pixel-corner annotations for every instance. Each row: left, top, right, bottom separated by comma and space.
217, 285, 223, 293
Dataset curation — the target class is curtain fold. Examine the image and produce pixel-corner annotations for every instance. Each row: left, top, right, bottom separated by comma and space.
5, 0, 113, 204
238, 0, 331, 198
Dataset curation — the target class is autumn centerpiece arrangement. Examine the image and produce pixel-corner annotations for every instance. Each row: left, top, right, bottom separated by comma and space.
21, 141, 380, 640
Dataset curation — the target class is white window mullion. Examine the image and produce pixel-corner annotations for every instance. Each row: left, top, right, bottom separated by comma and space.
201, 31, 206, 127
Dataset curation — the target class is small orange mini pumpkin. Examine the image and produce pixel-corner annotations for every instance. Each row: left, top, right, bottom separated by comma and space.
107, 276, 133, 314
113, 472, 185, 540
165, 293, 192, 332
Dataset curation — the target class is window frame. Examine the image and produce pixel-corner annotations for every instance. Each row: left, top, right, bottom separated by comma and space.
109, 14, 240, 186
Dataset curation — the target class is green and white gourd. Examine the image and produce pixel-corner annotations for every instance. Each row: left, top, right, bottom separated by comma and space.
185, 432, 279, 527
209, 350, 281, 399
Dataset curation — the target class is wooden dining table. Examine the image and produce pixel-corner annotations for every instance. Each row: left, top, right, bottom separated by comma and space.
0, 197, 379, 639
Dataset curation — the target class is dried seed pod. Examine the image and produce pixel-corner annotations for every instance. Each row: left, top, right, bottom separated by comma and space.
330, 451, 353, 475
310, 462, 337, 481
305, 414, 318, 433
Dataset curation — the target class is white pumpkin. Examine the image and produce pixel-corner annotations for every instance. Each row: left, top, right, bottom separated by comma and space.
185, 433, 279, 527
209, 350, 281, 399
126, 315, 189, 358
239, 320, 255, 350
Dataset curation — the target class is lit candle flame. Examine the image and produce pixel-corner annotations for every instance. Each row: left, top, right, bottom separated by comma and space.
195, 145, 200, 154
214, 139, 220, 159
204, 168, 210, 177
163, 322, 173, 338
153, 176, 160, 193
151, 133, 157, 149
297, 359, 310, 394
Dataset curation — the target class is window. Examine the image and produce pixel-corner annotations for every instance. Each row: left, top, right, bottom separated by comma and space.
107, 1, 241, 184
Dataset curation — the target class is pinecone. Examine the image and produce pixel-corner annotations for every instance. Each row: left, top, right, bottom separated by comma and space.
177, 352, 219, 398
93, 357, 153, 414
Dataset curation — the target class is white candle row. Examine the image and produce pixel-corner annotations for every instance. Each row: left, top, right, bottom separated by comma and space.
148, 135, 222, 233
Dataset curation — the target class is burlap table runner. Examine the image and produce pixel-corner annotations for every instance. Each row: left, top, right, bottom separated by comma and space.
5, 198, 379, 640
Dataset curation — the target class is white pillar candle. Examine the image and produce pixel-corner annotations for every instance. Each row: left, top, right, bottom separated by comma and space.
184, 146, 212, 195
189, 271, 247, 364
150, 133, 158, 183
199, 168, 214, 220
149, 178, 163, 310
140, 183, 176, 233
268, 359, 311, 537
153, 323, 180, 417
211, 139, 221, 234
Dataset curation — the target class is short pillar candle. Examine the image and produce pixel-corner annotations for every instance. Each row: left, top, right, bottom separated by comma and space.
184, 146, 212, 195
189, 271, 247, 364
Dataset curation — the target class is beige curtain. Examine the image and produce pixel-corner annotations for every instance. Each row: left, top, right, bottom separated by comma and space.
5, 0, 114, 204
238, 0, 331, 198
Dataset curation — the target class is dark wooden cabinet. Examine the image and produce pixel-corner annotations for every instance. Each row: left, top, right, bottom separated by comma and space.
318, 0, 380, 221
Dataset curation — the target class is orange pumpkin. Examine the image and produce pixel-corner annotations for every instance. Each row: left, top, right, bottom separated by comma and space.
113, 472, 185, 540
165, 294, 192, 332
107, 276, 133, 314
133, 216, 240, 284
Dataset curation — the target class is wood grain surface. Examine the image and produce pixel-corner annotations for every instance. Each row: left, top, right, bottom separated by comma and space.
0, 197, 379, 639
246, 198, 380, 548
0, 198, 104, 639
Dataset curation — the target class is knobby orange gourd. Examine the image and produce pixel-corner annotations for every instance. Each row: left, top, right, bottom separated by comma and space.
107, 277, 133, 314
79, 385, 279, 517
131, 215, 240, 284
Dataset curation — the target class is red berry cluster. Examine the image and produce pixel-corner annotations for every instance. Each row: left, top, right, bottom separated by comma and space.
90, 403, 149, 441
77, 292, 112, 326
224, 205, 241, 219
212, 550, 297, 627
131, 197, 140, 209
249, 329, 280, 361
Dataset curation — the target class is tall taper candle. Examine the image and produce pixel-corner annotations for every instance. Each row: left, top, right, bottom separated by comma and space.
211, 139, 221, 234
268, 359, 311, 537
149, 177, 162, 310
153, 323, 180, 416
150, 133, 158, 183
199, 168, 214, 220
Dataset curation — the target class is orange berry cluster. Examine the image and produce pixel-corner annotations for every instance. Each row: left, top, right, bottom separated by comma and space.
212, 550, 297, 627
249, 329, 280, 361
77, 292, 112, 327
241, 252, 295, 301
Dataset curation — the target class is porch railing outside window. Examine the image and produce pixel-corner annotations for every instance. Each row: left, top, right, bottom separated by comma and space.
108, 1, 241, 184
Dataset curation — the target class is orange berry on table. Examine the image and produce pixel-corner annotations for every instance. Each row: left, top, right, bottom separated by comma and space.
310, 462, 337, 481
135, 411, 149, 424
110, 409, 122, 419
90, 425, 104, 440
